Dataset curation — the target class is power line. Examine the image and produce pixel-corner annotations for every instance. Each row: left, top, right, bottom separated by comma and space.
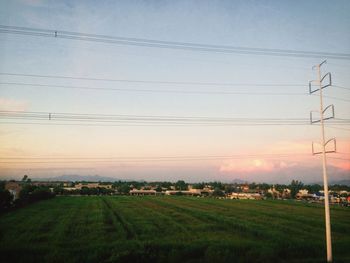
0, 110, 313, 120
2, 81, 349, 101
0, 81, 307, 96
2, 153, 348, 164
320, 95, 350, 103
4, 152, 348, 161
332, 85, 350, 91
326, 125, 350, 131
1, 25, 350, 60
0, 82, 350, 102
0, 72, 307, 87
1, 110, 349, 126
1, 73, 349, 101
0, 152, 313, 164
0, 153, 308, 160
0, 121, 340, 127
328, 157, 350, 161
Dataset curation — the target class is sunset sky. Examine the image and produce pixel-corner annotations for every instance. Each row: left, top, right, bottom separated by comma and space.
0, 0, 349, 183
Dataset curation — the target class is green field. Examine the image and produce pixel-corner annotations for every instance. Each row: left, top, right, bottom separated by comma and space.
0, 196, 349, 263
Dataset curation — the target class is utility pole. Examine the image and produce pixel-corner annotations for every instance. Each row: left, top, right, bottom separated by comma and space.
309, 60, 336, 263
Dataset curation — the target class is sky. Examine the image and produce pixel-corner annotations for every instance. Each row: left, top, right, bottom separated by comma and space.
0, 0, 349, 183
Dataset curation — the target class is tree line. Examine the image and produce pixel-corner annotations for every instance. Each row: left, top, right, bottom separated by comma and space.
0, 176, 55, 213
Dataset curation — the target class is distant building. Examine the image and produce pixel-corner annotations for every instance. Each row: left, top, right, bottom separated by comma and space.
74, 183, 99, 189
63, 187, 77, 191
32, 181, 61, 187
67, 183, 113, 190
165, 190, 201, 196
229, 193, 263, 200
63, 182, 73, 187
242, 185, 250, 193
129, 189, 157, 196
5, 181, 22, 200
296, 189, 315, 200
267, 187, 281, 198
298, 189, 309, 195
282, 188, 291, 199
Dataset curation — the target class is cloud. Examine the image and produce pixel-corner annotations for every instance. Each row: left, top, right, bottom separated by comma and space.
330, 159, 350, 171
0, 98, 29, 111
218, 157, 350, 184
219, 159, 297, 174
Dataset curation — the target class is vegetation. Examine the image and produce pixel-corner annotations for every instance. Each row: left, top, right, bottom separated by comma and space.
0, 176, 55, 213
17, 185, 55, 206
290, 180, 304, 198
0, 196, 349, 263
0, 189, 12, 212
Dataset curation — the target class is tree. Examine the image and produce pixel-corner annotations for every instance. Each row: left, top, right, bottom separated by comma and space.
21, 175, 28, 182
155, 186, 162, 192
53, 186, 64, 195
118, 184, 131, 195
290, 180, 304, 198
224, 185, 235, 193
80, 187, 91, 195
257, 183, 271, 191
0, 189, 13, 212
265, 192, 273, 199
18, 184, 36, 203
305, 184, 322, 194
31, 188, 55, 201
175, 180, 187, 190
192, 183, 204, 189
210, 181, 224, 190
212, 187, 225, 197
159, 181, 172, 189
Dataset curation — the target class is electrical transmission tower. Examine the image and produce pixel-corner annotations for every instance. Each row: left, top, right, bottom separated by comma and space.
309, 60, 336, 263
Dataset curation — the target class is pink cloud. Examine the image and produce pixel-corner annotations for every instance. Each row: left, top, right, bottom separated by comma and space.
219, 159, 297, 174
0, 98, 29, 111
219, 140, 317, 175
329, 158, 350, 171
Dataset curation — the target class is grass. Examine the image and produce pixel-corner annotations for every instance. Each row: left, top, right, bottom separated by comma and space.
0, 196, 349, 263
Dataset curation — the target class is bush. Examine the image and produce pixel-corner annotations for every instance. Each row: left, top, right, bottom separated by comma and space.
0, 189, 13, 212
17, 185, 55, 206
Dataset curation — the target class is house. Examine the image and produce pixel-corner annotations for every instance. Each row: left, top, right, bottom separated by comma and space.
5, 181, 22, 200
267, 187, 281, 198
282, 188, 291, 199
63, 182, 73, 187
296, 189, 315, 200
242, 185, 250, 193
63, 187, 77, 191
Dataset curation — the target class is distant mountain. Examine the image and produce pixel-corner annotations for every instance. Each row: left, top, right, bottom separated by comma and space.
36, 175, 119, 182
312, 179, 350, 186
231, 178, 248, 184
330, 179, 350, 186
